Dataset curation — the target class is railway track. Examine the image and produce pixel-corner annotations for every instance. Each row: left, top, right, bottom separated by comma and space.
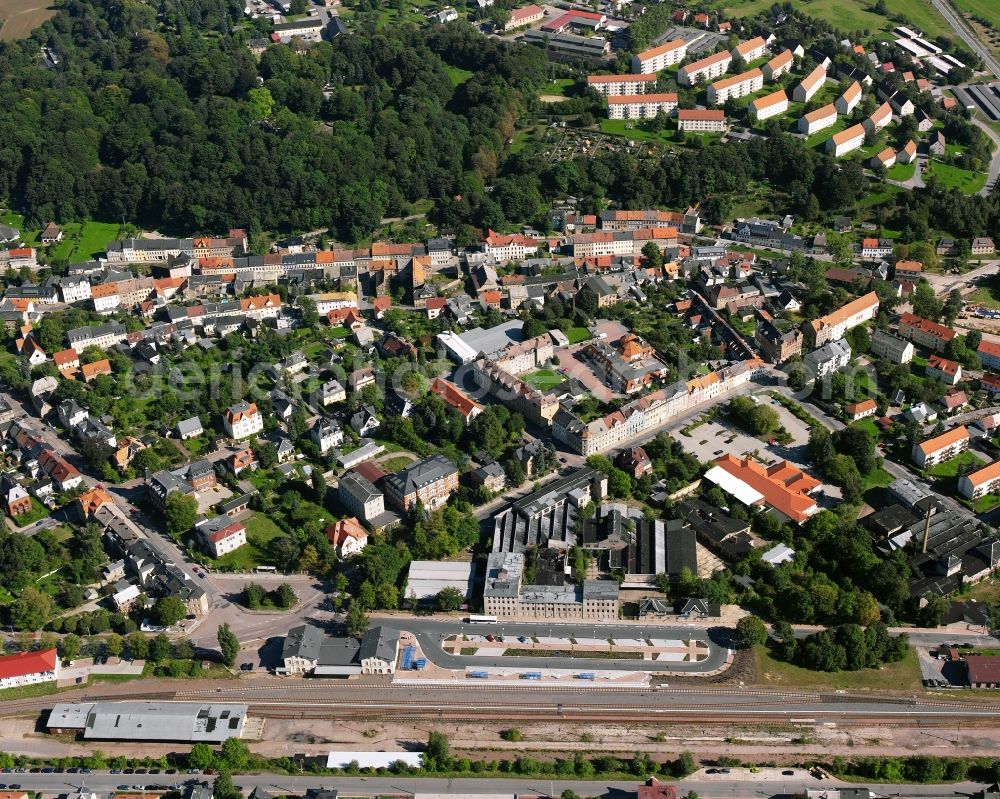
6, 681, 1000, 730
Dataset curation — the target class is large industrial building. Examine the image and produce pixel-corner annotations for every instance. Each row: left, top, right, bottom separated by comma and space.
47, 702, 248, 742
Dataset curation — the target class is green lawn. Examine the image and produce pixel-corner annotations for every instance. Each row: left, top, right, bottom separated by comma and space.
721, 0, 949, 41
566, 326, 592, 344
964, 274, 1000, 309
12, 498, 51, 528
48, 221, 121, 262
804, 117, 846, 150
862, 467, 894, 491
380, 455, 415, 473
953, 0, 1000, 28
850, 419, 880, 440
540, 78, 575, 97
886, 161, 916, 181
856, 185, 903, 208
925, 159, 987, 194
444, 65, 473, 87
211, 512, 287, 571
0, 211, 37, 246
510, 129, 534, 154
523, 368, 564, 391
599, 118, 690, 143
972, 493, 1000, 514
754, 645, 921, 692
328, 325, 350, 338
925, 450, 983, 478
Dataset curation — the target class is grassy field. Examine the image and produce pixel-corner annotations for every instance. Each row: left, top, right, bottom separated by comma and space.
523, 368, 564, 391
540, 78, 575, 98
11, 498, 50, 528
720, 0, 948, 40
953, 0, 1000, 27
886, 161, 916, 181
600, 118, 676, 142
212, 513, 286, 571
966, 275, 1000, 309
925, 450, 983, 478
754, 645, 922, 691
566, 326, 591, 344
380, 455, 415, 473
444, 65, 474, 87
925, 159, 987, 194
48, 221, 123, 262
0, 0, 56, 41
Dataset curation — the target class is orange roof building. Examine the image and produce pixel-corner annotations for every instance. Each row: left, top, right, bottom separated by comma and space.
77, 486, 114, 519
430, 377, 484, 424
710, 454, 821, 524
81, 359, 112, 382
912, 426, 969, 468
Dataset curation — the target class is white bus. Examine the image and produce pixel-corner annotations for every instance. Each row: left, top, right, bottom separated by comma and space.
256, 565, 277, 573
466, 614, 497, 624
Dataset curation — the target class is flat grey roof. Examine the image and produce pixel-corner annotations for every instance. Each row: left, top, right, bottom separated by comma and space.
48, 701, 247, 742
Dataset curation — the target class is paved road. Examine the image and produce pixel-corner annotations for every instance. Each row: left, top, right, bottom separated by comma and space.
970, 114, 1000, 196
389, 618, 729, 674
932, 0, 1000, 79
2, 771, 992, 799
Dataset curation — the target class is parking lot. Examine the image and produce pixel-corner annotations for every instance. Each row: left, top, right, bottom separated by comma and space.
676, 397, 841, 503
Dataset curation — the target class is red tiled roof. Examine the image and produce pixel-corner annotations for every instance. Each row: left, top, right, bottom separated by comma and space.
325, 517, 368, 547
714, 454, 820, 523
430, 377, 483, 419
0, 648, 57, 679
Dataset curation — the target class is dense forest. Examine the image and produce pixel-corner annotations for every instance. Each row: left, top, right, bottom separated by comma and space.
0, 0, 546, 240
1, 0, 999, 243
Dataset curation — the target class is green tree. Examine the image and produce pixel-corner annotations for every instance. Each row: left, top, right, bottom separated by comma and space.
149, 633, 172, 662
220, 737, 251, 771
127, 632, 149, 660
154, 596, 187, 627
735, 615, 768, 648
436, 586, 465, 612
345, 600, 369, 638
242, 583, 267, 609
217, 623, 240, 667
213, 771, 240, 799
104, 633, 124, 658
10, 587, 53, 630
247, 87, 275, 121
164, 492, 198, 537
425, 730, 450, 769
189, 743, 216, 771
60, 633, 82, 661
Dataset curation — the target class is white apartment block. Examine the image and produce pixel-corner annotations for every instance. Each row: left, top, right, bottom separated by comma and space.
826, 123, 865, 157
835, 80, 862, 115
864, 101, 892, 135
749, 89, 788, 122
763, 49, 793, 81
798, 103, 837, 135
804, 291, 879, 347
587, 73, 657, 97
870, 329, 914, 364
678, 50, 731, 86
792, 63, 827, 103
607, 92, 677, 119
632, 38, 688, 74
707, 68, 763, 105
911, 426, 969, 469
677, 109, 727, 132
0, 649, 59, 690
732, 36, 766, 64
959, 460, 1000, 500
